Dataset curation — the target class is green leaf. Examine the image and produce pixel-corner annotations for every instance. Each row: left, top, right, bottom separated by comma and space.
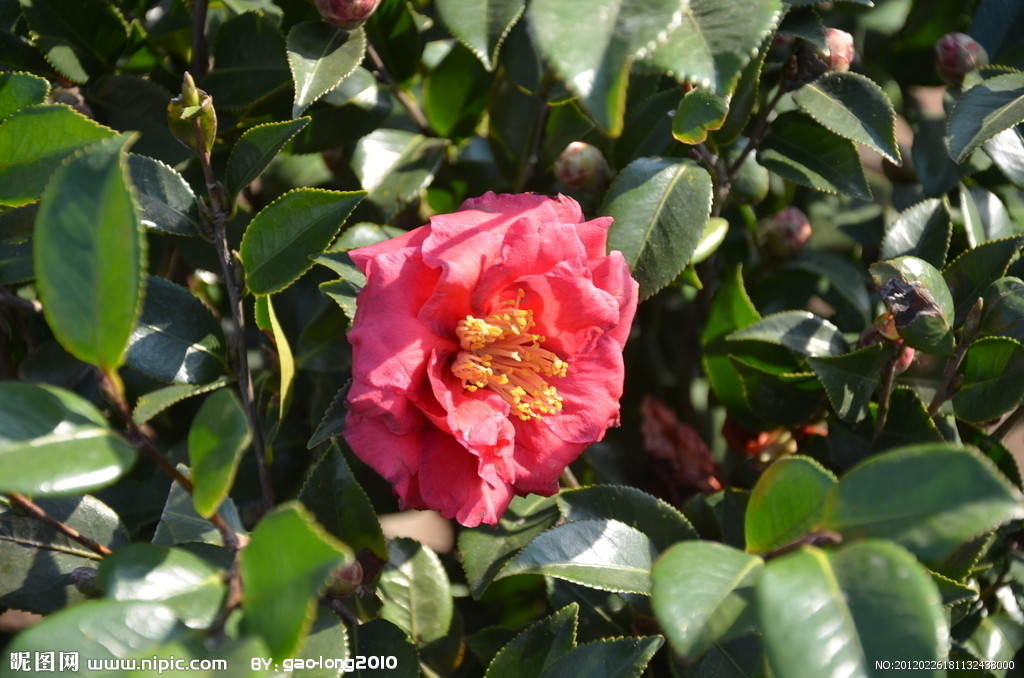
527, 0, 682, 135
436, 0, 524, 70
125, 277, 227, 385
731, 361, 824, 426
240, 188, 364, 295
871, 256, 956, 354
378, 538, 453, 646
287, 23, 366, 118
299, 442, 386, 560
873, 388, 945, 452
485, 604, 578, 678
225, 118, 311, 199
980, 276, 1024, 343
497, 519, 658, 595
242, 503, 353, 661
349, 619, 420, 678
745, 456, 837, 553
0, 382, 136, 496
808, 343, 892, 422
152, 474, 245, 547
728, 310, 849, 357
350, 130, 448, 216
672, 88, 729, 145
0, 240, 32, 283
364, 0, 423, 87
792, 72, 901, 164
983, 127, 1024, 188
880, 198, 951, 269
188, 389, 250, 518
97, 544, 226, 629
0, 203, 35, 244
201, 12, 290, 110
89, 75, 191, 166
602, 157, 713, 300
961, 185, 1016, 247
646, 0, 781, 95
423, 42, 492, 139
822, 444, 1024, 568
132, 379, 231, 425
256, 294, 296, 419
0, 495, 128, 614
953, 336, 1024, 423
291, 608, 350, 678
758, 111, 871, 199
127, 153, 201, 237
35, 134, 143, 369
16, 0, 128, 82
652, 541, 763, 661
556, 485, 697, 551
757, 543, 946, 678
692, 217, 729, 265
537, 637, 664, 678
947, 72, 1024, 163
943, 236, 1024, 327
0, 71, 49, 120
459, 494, 560, 598
0, 104, 115, 206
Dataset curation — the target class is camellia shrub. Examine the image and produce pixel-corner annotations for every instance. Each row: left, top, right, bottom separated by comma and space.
2, 0, 1024, 675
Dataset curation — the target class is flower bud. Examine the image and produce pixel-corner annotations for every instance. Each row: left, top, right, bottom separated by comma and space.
824, 28, 854, 72
167, 72, 217, 158
894, 342, 916, 374
315, 0, 381, 30
760, 207, 812, 259
70, 567, 102, 597
325, 559, 364, 597
935, 32, 988, 84
553, 142, 611, 193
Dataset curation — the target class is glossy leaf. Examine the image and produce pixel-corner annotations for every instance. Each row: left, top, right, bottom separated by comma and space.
226, 118, 310, 199
349, 619, 420, 678
808, 343, 892, 422
299, 442, 386, 560
127, 153, 201, 237
0, 382, 136, 496
983, 127, 1024, 188
125, 277, 226, 384
731, 360, 824, 426
602, 158, 713, 300
378, 538, 453, 645
436, 0, 524, 70
287, 23, 366, 118
873, 388, 945, 453
792, 72, 901, 164
537, 637, 663, 678
351, 129, 447, 216
0, 104, 115, 206
745, 456, 837, 553
16, 0, 128, 82
132, 379, 231, 425
728, 310, 849, 357
943, 236, 1024, 327
423, 42, 492, 138
980, 276, 1024, 343
961, 185, 1016, 247
652, 541, 763, 660
880, 198, 951, 269
152, 475, 245, 547
241, 503, 353, 661
672, 88, 729, 145
947, 72, 1024, 162
557, 485, 697, 551
188, 389, 250, 518
201, 12, 290, 110
953, 337, 1024, 423
485, 604, 578, 678
240, 189, 364, 295
497, 519, 659, 595
870, 256, 956, 354
822, 444, 1024, 568
0, 71, 49, 120
758, 111, 871, 199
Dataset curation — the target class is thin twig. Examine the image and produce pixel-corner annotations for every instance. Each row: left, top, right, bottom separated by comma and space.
927, 341, 970, 417
190, 0, 210, 79
6, 492, 112, 557
365, 43, 431, 134
724, 83, 787, 187
875, 347, 900, 436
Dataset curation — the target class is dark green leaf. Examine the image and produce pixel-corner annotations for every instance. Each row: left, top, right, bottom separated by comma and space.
730, 360, 824, 426
152, 475, 245, 547
0, 104, 115, 206
241, 502, 353, 661
16, 0, 128, 82
497, 519, 658, 595
745, 456, 837, 553
0, 71, 49, 120
947, 72, 1024, 163
728, 310, 849, 357
953, 337, 1024, 423
652, 541, 762, 660
943, 236, 1024, 327
378, 538, 453, 646
128, 153, 201, 237
672, 88, 729, 145
287, 23, 366, 118
125, 277, 227, 384
299, 442, 386, 560
0, 382, 136, 495
758, 111, 871, 199
961, 185, 1017, 247
980, 276, 1024, 343
808, 343, 892, 422
822, 444, 1024, 568
556, 485, 697, 551
307, 381, 349, 449
225, 118, 310, 199
364, 0, 422, 87
189, 389, 250, 518
89, 75, 191, 166
602, 157, 713, 300
0, 203, 35, 244
983, 127, 1024, 188
201, 12, 290, 110
874, 388, 945, 452
350, 129, 447, 216
423, 42, 492, 139
880, 198, 951, 269
792, 72, 901, 164
349, 619, 420, 678
485, 604, 577, 678
240, 188, 364, 295
0, 495, 128, 614
870, 256, 956, 354
132, 379, 231, 425
436, 0, 524, 71
537, 636, 663, 678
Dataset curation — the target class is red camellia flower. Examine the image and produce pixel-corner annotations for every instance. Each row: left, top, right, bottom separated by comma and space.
344, 193, 638, 526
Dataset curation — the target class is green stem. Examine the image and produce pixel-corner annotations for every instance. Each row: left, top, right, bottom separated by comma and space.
874, 347, 900, 436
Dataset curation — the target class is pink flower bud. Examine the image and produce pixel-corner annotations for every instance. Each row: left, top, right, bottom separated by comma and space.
315, 0, 381, 30
553, 142, 611, 193
760, 207, 812, 258
894, 343, 916, 374
935, 32, 988, 84
824, 28, 854, 72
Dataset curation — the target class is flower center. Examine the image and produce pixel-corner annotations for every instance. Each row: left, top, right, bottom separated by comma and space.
451, 292, 568, 421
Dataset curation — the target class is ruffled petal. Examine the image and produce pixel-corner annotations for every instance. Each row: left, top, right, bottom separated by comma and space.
589, 251, 639, 350
509, 418, 585, 495
460, 192, 585, 225
546, 335, 625, 444
348, 224, 430, 273
344, 409, 426, 510
417, 438, 514, 526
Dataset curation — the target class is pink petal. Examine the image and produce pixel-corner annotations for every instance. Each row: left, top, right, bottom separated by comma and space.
348, 224, 430, 273
546, 335, 625, 444
417, 438, 514, 526
344, 409, 426, 510
589, 251, 639, 349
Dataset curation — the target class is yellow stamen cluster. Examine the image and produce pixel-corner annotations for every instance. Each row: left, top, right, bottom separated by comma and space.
451, 293, 568, 421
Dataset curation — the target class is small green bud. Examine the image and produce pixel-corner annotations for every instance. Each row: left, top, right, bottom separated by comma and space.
168, 72, 217, 157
